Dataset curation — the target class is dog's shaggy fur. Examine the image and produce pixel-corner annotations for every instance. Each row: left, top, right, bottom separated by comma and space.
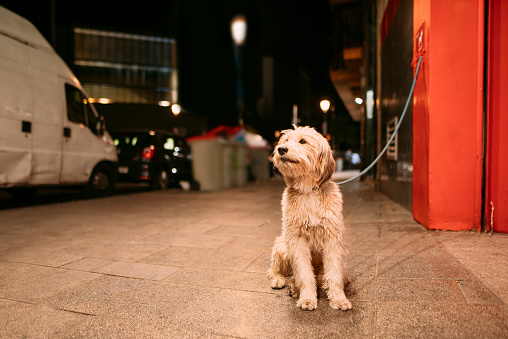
268, 125, 352, 311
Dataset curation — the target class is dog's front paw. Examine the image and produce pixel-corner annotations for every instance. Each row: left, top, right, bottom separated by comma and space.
271, 276, 286, 289
297, 298, 318, 311
330, 298, 352, 311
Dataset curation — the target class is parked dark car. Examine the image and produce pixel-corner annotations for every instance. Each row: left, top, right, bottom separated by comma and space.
111, 130, 199, 190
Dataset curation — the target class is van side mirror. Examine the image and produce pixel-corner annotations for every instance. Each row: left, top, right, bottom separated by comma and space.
96, 116, 106, 135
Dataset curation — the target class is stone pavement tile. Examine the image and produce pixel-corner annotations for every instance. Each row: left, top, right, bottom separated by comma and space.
457, 280, 502, 305
185, 197, 271, 212
209, 210, 259, 220
375, 302, 508, 338
379, 222, 429, 235
141, 232, 235, 249
344, 200, 415, 225
0, 247, 83, 267
219, 235, 275, 252
46, 275, 208, 321
0, 233, 30, 254
349, 234, 430, 255
456, 259, 508, 306
431, 231, 508, 306
258, 221, 285, 237
0, 262, 99, 303
92, 261, 181, 280
147, 222, 221, 235
61, 258, 115, 271
374, 279, 467, 303
345, 211, 414, 225
138, 214, 205, 227
242, 250, 270, 273
65, 223, 162, 243
348, 254, 377, 279
140, 246, 262, 271
164, 267, 276, 294
345, 222, 381, 239
173, 288, 376, 338
346, 278, 376, 302
205, 215, 271, 227
0, 299, 89, 339
206, 221, 281, 238
64, 241, 168, 262
376, 254, 474, 279
55, 315, 212, 339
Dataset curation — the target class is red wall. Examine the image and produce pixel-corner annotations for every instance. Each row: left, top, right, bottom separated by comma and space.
486, 0, 508, 233
412, 0, 484, 230
412, 0, 430, 227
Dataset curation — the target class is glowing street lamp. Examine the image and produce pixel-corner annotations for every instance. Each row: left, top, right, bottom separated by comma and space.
171, 104, 181, 116
320, 100, 330, 113
231, 15, 247, 45
231, 15, 247, 126
320, 100, 330, 136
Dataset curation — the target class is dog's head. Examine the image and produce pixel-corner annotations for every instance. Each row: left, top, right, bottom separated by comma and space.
273, 125, 335, 188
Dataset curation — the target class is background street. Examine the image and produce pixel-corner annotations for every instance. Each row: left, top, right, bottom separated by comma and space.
1, 179, 507, 338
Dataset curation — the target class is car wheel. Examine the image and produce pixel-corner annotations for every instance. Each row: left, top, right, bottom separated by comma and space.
84, 163, 116, 198
151, 169, 169, 190
190, 180, 200, 191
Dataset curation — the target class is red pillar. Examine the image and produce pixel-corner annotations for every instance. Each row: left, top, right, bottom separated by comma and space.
412, 0, 484, 231
485, 0, 508, 233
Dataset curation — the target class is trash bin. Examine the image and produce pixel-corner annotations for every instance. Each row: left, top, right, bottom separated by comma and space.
222, 141, 235, 189
336, 157, 343, 172
234, 142, 248, 187
187, 125, 249, 190
245, 131, 270, 183
187, 136, 224, 191
249, 146, 270, 182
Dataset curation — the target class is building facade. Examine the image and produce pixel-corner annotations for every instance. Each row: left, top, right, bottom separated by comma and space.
73, 27, 178, 107
331, 0, 508, 233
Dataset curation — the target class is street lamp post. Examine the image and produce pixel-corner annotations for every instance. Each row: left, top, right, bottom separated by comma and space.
231, 15, 247, 126
320, 99, 330, 136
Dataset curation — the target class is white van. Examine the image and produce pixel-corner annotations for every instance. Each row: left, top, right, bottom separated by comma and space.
0, 6, 118, 198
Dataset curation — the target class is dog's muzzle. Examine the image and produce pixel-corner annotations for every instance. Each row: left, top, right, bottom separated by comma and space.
278, 147, 288, 155
276, 147, 299, 163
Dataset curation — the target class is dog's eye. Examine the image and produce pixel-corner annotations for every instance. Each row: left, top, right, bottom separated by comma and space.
299, 139, 307, 144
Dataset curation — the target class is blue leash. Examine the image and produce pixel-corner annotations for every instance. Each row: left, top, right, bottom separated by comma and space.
337, 55, 423, 185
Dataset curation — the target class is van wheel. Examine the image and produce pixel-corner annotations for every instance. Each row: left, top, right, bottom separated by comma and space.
151, 169, 169, 190
7, 187, 38, 199
84, 164, 116, 198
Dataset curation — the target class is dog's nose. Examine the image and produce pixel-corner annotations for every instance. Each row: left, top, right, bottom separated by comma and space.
278, 147, 288, 155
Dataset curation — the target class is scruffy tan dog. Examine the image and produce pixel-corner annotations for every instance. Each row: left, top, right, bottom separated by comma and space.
268, 125, 351, 311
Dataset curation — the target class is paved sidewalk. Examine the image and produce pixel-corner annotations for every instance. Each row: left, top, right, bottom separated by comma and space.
0, 178, 507, 338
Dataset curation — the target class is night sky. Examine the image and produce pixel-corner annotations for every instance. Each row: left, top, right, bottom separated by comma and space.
1, 0, 338, 140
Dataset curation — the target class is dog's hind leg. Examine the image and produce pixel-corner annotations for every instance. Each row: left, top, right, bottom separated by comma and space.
268, 236, 290, 289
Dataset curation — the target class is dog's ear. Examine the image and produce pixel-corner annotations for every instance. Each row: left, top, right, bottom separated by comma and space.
317, 146, 336, 186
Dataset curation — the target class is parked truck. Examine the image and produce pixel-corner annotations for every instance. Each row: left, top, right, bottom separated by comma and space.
0, 6, 118, 198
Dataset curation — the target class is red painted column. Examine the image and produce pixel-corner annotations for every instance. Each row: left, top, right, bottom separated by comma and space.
485, 0, 508, 233
412, 0, 484, 231
412, 0, 430, 228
